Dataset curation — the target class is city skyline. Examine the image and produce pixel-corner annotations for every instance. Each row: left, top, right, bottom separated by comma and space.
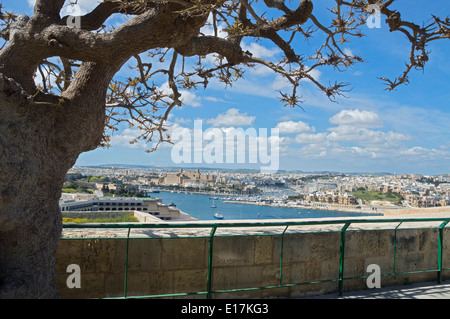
9, 0, 450, 175
71, 163, 450, 177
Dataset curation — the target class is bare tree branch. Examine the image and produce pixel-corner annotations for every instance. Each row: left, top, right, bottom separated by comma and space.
1, 0, 449, 152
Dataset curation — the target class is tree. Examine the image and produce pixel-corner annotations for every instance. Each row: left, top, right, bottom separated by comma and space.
0, 0, 448, 298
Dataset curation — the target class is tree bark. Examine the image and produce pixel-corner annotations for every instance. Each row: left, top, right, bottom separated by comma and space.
0, 76, 64, 298
0, 60, 117, 297
0, 0, 206, 298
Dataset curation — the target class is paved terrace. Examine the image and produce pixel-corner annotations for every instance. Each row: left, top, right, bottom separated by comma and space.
307, 280, 450, 299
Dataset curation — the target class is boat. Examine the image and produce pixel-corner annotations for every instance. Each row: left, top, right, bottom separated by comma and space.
211, 199, 217, 208
214, 212, 224, 219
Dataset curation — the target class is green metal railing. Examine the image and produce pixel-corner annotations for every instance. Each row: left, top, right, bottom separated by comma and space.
61, 217, 450, 299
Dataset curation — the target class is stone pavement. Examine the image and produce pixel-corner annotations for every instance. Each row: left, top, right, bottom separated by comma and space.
305, 281, 450, 299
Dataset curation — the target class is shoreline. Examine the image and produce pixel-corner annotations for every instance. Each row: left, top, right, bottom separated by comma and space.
223, 200, 387, 215
155, 189, 448, 217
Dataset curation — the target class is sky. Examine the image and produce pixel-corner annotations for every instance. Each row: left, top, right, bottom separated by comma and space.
5, 0, 450, 175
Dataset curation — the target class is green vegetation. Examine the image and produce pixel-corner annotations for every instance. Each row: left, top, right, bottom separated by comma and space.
101, 184, 148, 197
80, 176, 109, 183
286, 195, 305, 201
352, 189, 404, 205
62, 181, 95, 194
62, 216, 139, 223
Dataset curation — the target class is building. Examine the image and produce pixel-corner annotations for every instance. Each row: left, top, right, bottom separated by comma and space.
162, 169, 217, 187
60, 197, 186, 221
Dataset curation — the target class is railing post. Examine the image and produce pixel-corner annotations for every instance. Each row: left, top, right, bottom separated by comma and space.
393, 222, 402, 275
338, 222, 351, 296
279, 225, 289, 286
438, 221, 448, 284
124, 228, 131, 298
207, 226, 217, 299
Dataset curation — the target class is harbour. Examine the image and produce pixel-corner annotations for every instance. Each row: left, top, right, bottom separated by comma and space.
153, 190, 381, 221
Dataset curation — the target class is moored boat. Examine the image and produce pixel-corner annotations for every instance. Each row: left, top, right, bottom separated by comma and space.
214, 212, 224, 219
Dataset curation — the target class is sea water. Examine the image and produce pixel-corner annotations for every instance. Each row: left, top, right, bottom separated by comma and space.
153, 191, 379, 221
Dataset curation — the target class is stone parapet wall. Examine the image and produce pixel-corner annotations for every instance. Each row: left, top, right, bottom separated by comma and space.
56, 217, 450, 299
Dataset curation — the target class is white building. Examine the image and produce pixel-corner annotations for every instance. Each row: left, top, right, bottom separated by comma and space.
59, 197, 188, 221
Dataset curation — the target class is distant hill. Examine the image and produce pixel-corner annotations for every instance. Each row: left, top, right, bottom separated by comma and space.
75, 164, 395, 176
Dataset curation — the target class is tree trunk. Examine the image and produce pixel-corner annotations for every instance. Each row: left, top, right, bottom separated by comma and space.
0, 80, 64, 298
0, 62, 115, 298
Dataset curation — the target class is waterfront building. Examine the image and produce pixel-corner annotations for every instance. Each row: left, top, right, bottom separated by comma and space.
59, 196, 185, 221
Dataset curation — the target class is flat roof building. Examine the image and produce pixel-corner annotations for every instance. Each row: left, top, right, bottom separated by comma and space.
59, 196, 187, 221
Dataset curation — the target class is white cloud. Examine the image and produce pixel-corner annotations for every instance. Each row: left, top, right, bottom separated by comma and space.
206, 108, 255, 127
271, 74, 291, 91
343, 48, 354, 57
399, 146, 450, 160
329, 109, 382, 128
295, 132, 328, 144
110, 128, 147, 149
400, 146, 428, 156
158, 82, 201, 107
180, 90, 202, 107
204, 96, 225, 103
297, 142, 330, 158
305, 69, 322, 82
173, 117, 192, 125
327, 125, 410, 146
200, 13, 227, 38
275, 120, 314, 135
241, 42, 280, 59
248, 65, 274, 77
270, 68, 321, 91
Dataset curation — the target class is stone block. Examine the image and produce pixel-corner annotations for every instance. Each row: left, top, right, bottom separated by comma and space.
310, 232, 340, 260
58, 272, 106, 299
211, 266, 240, 291
81, 238, 127, 274
254, 236, 273, 265
289, 260, 323, 284
148, 270, 174, 296
395, 229, 419, 253
161, 237, 207, 270
174, 269, 208, 294
213, 236, 254, 266
56, 239, 83, 271
127, 238, 161, 271
273, 233, 310, 263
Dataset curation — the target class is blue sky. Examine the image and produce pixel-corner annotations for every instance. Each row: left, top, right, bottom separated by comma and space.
6, 0, 450, 175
